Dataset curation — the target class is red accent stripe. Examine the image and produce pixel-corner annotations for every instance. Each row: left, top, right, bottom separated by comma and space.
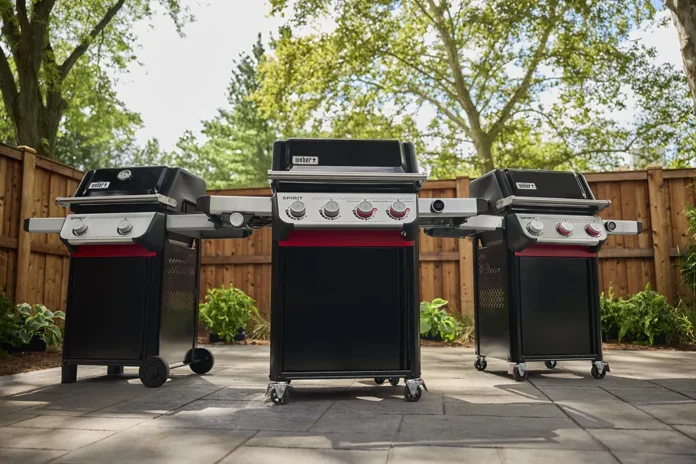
72, 244, 156, 258
515, 245, 597, 258
279, 230, 413, 247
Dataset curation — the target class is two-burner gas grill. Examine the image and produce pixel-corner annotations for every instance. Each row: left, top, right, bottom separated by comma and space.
25, 166, 249, 387
467, 169, 642, 380
198, 138, 498, 403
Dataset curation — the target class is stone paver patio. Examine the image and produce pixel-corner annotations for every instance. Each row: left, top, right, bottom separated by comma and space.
1, 346, 695, 463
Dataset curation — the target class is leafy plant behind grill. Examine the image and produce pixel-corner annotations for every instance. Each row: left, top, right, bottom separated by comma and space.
15, 303, 65, 349
600, 284, 695, 346
680, 205, 696, 296
248, 307, 271, 340
419, 298, 463, 343
199, 286, 255, 343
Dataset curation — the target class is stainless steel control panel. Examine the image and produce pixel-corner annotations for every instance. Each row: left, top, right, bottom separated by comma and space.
59, 212, 157, 245
276, 193, 418, 228
514, 213, 607, 246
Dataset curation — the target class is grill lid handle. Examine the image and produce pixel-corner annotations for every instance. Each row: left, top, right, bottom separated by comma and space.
495, 196, 611, 211
267, 170, 427, 184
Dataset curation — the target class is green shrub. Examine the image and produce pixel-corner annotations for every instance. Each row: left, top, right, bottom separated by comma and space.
600, 284, 695, 346
681, 206, 696, 294
199, 286, 256, 343
15, 304, 65, 348
0, 289, 21, 356
247, 307, 270, 340
420, 298, 463, 342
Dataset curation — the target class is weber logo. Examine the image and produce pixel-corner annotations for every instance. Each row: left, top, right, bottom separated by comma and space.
292, 156, 319, 165
516, 182, 537, 190
88, 182, 110, 189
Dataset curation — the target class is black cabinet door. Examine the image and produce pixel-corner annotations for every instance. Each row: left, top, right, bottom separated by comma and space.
65, 257, 149, 360
281, 247, 405, 373
518, 257, 593, 357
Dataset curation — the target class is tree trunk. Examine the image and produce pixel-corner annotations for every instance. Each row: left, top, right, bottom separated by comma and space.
666, 0, 696, 115
473, 135, 495, 174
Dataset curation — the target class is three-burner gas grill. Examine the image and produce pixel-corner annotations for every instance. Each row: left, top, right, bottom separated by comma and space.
467, 169, 642, 380
25, 166, 249, 387
198, 138, 497, 403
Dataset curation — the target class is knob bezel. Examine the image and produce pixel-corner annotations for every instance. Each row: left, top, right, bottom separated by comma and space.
355, 200, 375, 219
289, 200, 306, 218
556, 221, 574, 236
323, 200, 340, 218
389, 201, 409, 219
526, 220, 544, 236
72, 220, 88, 236
117, 219, 133, 236
586, 222, 603, 237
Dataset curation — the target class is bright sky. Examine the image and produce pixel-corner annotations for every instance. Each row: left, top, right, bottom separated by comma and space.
114, 0, 283, 152
115, 2, 685, 153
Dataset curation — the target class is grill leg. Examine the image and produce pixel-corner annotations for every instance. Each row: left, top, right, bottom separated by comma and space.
107, 366, 124, 376
61, 365, 77, 384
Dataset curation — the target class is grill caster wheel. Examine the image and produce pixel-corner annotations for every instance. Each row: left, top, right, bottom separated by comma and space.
512, 366, 527, 382
374, 378, 386, 385
139, 356, 169, 388
474, 358, 487, 371
544, 361, 557, 369
404, 385, 423, 402
271, 389, 289, 405
591, 364, 607, 379
189, 348, 215, 375
389, 377, 400, 386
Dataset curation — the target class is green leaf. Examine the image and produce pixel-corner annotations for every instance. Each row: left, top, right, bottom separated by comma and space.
53, 311, 66, 320
431, 298, 448, 309
16, 304, 32, 317
18, 329, 32, 344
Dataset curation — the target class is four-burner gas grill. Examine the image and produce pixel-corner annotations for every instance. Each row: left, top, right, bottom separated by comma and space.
25, 166, 249, 387
198, 138, 498, 403
467, 169, 642, 380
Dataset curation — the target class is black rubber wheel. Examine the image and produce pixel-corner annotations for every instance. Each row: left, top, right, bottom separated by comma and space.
139, 356, 169, 388
389, 377, 400, 386
189, 348, 215, 375
270, 389, 289, 405
404, 385, 423, 402
544, 361, 557, 369
591, 364, 607, 379
374, 378, 386, 385
512, 366, 527, 382
474, 359, 487, 371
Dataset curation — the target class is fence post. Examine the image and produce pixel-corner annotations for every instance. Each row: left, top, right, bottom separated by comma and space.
14, 146, 36, 305
455, 176, 474, 317
646, 165, 674, 303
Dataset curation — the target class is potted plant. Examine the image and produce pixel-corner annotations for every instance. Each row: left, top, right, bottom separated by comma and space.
1, 302, 65, 354
199, 285, 256, 343
420, 298, 463, 342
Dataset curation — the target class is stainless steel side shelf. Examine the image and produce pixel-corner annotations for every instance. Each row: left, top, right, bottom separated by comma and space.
495, 196, 611, 211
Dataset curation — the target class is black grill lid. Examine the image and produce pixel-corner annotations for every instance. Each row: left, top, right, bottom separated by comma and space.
272, 138, 419, 173
68, 166, 205, 214
470, 169, 601, 214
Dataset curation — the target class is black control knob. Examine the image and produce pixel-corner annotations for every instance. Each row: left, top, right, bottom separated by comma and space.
605, 221, 617, 232
431, 200, 445, 213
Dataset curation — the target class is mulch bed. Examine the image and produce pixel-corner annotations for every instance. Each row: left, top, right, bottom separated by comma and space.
0, 350, 62, 376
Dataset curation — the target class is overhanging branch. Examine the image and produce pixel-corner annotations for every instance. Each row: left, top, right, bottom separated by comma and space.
60, 0, 125, 79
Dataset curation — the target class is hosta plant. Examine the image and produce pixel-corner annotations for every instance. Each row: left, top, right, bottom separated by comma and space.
420, 298, 463, 342
15, 304, 65, 348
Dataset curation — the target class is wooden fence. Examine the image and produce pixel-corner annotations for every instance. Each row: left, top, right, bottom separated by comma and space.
1, 142, 694, 317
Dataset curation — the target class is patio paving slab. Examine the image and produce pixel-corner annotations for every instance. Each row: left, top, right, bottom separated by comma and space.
0, 346, 695, 463
52, 427, 254, 464
219, 446, 389, 464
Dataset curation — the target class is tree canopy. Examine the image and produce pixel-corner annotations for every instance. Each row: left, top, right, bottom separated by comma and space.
259, 0, 695, 176
169, 34, 281, 189
0, 0, 187, 168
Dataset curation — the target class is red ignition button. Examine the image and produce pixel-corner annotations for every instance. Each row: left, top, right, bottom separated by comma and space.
356, 200, 376, 219
389, 201, 408, 219
556, 221, 574, 236
586, 222, 603, 237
